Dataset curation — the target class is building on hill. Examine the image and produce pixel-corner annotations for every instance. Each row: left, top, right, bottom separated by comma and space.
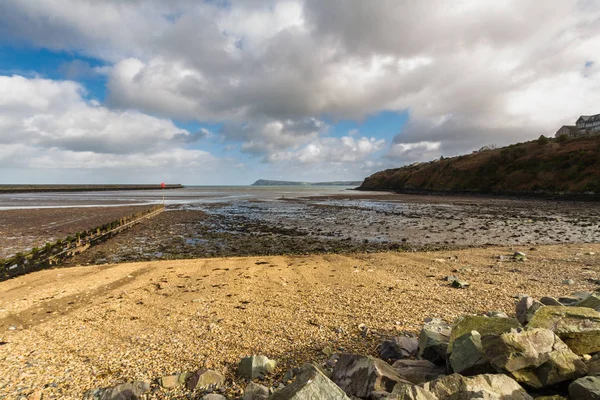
555, 125, 579, 137
555, 113, 600, 138
576, 114, 600, 135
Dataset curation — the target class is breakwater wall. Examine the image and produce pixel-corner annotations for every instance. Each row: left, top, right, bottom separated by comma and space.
0, 184, 183, 194
0, 204, 165, 281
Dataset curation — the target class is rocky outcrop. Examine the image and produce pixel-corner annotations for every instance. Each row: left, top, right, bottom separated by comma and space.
380, 336, 419, 361
422, 373, 533, 400
418, 318, 451, 365
83, 381, 150, 400
569, 376, 600, 399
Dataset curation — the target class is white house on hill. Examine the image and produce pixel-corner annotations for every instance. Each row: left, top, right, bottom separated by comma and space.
556, 113, 600, 138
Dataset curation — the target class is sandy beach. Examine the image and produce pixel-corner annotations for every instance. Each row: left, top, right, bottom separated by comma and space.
1, 244, 599, 398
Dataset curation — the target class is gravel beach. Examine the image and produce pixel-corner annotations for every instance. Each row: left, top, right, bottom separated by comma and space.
1, 244, 599, 399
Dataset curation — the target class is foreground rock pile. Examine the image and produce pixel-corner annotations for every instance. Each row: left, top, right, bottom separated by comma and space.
83, 291, 600, 400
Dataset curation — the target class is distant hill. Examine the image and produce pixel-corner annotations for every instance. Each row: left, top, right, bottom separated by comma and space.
252, 179, 362, 186
359, 136, 600, 197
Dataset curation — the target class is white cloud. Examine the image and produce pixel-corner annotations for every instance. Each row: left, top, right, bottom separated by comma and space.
0, 75, 221, 180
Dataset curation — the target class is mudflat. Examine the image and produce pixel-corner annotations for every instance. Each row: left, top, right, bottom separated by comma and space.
0, 205, 153, 259
1, 244, 599, 398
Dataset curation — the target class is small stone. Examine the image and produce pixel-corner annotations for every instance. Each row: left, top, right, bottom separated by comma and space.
562, 279, 575, 285
159, 372, 190, 388
186, 369, 225, 391
237, 355, 277, 379
202, 395, 226, 400
83, 381, 150, 400
569, 376, 600, 400
450, 280, 469, 289
486, 311, 509, 318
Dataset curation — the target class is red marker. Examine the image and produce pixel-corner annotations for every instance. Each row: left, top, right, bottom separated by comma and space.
161, 182, 165, 189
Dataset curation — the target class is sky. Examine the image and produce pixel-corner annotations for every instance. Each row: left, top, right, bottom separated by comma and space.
0, 0, 599, 185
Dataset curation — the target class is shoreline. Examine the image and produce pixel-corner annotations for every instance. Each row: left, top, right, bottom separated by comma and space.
0, 244, 598, 398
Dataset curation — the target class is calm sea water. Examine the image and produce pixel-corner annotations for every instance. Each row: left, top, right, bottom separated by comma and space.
0, 186, 364, 210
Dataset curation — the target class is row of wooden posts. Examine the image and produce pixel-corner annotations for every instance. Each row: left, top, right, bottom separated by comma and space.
0, 204, 164, 281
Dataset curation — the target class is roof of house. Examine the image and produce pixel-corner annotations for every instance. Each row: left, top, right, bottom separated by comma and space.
578, 114, 600, 123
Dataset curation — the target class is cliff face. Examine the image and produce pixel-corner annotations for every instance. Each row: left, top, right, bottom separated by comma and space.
252, 179, 362, 186
360, 137, 600, 196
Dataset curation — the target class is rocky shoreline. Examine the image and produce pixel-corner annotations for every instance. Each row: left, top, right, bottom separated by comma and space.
83, 284, 600, 399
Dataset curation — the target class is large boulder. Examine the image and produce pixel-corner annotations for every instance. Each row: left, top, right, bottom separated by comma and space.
516, 296, 544, 325
82, 381, 151, 400
421, 373, 533, 400
418, 318, 452, 365
269, 363, 351, 400
238, 355, 277, 379
527, 306, 600, 355
482, 328, 587, 389
447, 315, 520, 375
392, 359, 445, 384
569, 376, 600, 400
380, 336, 419, 360
331, 354, 408, 398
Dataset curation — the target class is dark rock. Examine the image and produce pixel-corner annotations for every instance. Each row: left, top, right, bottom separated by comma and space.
269, 363, 350, 400
527, 306, 600, 355
418, 318, 451, 366
568, 376, 600, 400
482, 328, 587, 389
379, 337, 419, 360
391, 359, 445, 384
331, 354, 408, 398
540, 297, 563, 306
237, 355, 277, 379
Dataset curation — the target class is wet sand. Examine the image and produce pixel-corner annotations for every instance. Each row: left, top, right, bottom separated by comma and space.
58, 193, 600, 266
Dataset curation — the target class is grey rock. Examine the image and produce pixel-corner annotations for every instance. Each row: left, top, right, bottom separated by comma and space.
449, 330, 495, 375
562, 279, 575, 285
243, 382, 269, 400
383, 382, 438, 400
202, 395, 227, 400
418, 318, 451, 366
186, 369, 225, 391
331, 354, 408, 398
482, 328, 587, 389
379, 337, 419, 360
486, 311, 509, 318
558, 297, 579, 306
238, 355, 277, 379
450, 280, 469, 289
83, 381, 150, 400
269, 363, 351, 400
422, 373, 532, 400
516, 296, 544, 325
447, 315, 520, 375
569, 376, 600, 400
392, 359, 445, 384
540, 297, 563, 306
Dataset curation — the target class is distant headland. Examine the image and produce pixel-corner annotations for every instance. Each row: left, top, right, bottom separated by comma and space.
251, 179, 362, 187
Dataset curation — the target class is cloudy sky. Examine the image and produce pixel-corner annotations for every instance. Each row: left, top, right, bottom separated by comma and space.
0, 0, 599, 185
